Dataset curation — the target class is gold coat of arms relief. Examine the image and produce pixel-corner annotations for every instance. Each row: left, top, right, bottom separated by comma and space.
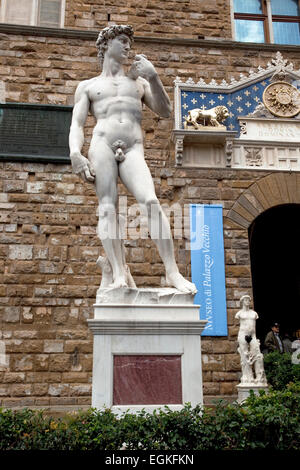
263, 82, 300, 118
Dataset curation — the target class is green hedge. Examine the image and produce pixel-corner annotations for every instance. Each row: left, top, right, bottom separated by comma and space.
264, 351, 300, 390
0, 383, 299, 450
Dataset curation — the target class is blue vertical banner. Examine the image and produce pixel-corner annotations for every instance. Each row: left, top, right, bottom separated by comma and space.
190, 204, 228, 336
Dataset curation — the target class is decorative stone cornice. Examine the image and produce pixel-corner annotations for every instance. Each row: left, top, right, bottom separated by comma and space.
174, 52, 300, 92
0, 23, 98, 39
87, 319, 207, 335
1, 23, 300, 52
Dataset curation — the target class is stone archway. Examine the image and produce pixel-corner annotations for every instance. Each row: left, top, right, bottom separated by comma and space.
227, 172, 300, 230
226, 172, 300, 342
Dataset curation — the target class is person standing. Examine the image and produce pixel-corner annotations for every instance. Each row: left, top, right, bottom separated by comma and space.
264, 322, 284, 353
282, 332, 293, 353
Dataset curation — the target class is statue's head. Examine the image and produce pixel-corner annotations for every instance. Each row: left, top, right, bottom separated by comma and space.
240, 295, 251, 307
96, 25, 134, 66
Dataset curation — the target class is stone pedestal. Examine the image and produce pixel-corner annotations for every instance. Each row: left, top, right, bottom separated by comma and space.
237, 384, 269, 403
87, 287, 206, 414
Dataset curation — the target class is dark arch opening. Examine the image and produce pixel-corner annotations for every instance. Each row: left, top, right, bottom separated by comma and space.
249, 204, 300, 346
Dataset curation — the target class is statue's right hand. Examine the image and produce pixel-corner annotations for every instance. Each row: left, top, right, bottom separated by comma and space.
128, 54, 157, 81
70, 152, 95, 183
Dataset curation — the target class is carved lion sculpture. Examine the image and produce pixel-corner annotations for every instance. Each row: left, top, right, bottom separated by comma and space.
184, 105, 229, 129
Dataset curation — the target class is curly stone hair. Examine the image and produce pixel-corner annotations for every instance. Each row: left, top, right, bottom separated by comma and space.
239, 295, 251, 307
96, 25, 134, 66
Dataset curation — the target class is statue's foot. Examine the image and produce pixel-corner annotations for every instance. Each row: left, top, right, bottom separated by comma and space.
109, 277, 128, 289
166, 271, 197, 294
125, 266, 137, 289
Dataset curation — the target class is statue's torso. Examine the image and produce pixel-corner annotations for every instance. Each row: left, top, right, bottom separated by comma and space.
86, 75, 144, 148
237, 310, 258, 337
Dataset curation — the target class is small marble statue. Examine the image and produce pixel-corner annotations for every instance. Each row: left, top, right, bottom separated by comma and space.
291, 338, 300, 364
184, 105, 229, 130
69, 25, 197, 294
235, 295, 267, 386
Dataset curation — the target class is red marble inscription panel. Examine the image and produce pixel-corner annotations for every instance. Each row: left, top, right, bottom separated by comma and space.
113, 355, 182, 405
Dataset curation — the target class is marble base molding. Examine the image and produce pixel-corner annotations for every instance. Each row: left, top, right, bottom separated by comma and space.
237, 384, 269, 403
87, 288, 206, 414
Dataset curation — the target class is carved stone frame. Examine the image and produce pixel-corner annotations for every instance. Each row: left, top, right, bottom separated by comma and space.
172, 52, 300, 169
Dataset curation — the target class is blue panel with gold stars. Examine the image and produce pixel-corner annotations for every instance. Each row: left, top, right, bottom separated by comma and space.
181, 78, 271, 135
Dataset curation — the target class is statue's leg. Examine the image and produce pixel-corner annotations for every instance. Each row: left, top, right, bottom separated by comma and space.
119, 144, 197, 294
96, 256, 113, 288
119, 214, 136, 288
251, 339, 267, 384
89, 138, 127, 288
238, 341, 254, 383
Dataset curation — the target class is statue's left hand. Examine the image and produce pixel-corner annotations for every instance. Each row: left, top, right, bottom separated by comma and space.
129, 55, 157, 81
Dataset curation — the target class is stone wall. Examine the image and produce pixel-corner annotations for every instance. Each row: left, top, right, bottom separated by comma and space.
64, 0, 232, 39
0, 157, 271, 406
0, 2, 300, 407
1, 29, 300, 106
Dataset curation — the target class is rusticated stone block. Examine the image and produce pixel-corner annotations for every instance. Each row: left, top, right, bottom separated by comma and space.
10, 384, 32, 396
78, 354, 93, 372
220, 382, 238, 395
4, 180, 25, 193
202, 371, 212, 382
200, 188, 220, 199
62, 372, 89, 383
34, 397, 51, 406
3, 307, 20, 323
26, 372, 61, 383
200, 339, 213, 354
34, 355, 49, 371
226, 265, 250, 277
202, 354, 225, 371
77, 397, 92, 405
211, 340, 237, 354
8, 245, 33, 260
11, 355, 33, 371
49, 354, 71, 372
3, 372, 25, 383
48, 383, 70, 396
212, 372, 239, 382
5, 340, 24, 353
44, 340, 64, 353
2, 397, 35, 407
64, 340, 92, 354
49, 397, 77, 406
203, 382, 220, 395
32, 383, 49, 396
69, 384, 92, 396
22, 341, 44, 354
225, 354, 241, 372
0, 385, 9, 396
13, 330, 38, 340
53, 308, 69, 325
56, 329, 88, 340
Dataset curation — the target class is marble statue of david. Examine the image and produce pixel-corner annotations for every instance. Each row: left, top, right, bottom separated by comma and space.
235, 295, 267, 385
69, 25, 197, 294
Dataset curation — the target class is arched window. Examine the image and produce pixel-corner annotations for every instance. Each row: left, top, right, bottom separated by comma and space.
232, 0, 300, 45
0, 0, 65, 28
